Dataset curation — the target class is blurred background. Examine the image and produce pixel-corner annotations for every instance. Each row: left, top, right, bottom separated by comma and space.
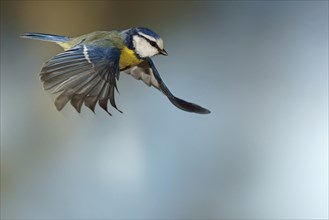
1, 1, 328, 219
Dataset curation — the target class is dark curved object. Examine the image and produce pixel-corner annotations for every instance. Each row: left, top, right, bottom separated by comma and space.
146, 58, 211, 114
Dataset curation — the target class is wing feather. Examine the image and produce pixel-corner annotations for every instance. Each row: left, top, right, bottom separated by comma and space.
40, 44, 121, 114
40, 63, 91, 82
83, 79, 106, 112
97, 83, 112, 115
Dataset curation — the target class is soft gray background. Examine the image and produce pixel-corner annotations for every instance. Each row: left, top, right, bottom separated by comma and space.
1, 1, 328, 219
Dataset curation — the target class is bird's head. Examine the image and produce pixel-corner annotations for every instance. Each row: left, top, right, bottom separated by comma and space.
122, 27, 168, 58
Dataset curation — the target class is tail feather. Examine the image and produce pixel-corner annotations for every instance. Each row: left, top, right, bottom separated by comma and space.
21, 33, 69, 43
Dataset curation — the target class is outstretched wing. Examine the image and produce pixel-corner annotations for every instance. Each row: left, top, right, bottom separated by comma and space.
125, 59, 210, 114
40, 44, 121, 115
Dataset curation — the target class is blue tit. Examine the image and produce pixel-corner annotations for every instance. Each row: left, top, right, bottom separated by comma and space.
21, 27, 210, 115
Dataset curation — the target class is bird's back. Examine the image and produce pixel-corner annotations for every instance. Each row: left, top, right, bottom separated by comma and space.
61, 31, 124, 50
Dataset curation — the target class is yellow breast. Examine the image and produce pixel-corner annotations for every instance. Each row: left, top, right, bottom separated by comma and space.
119, 47, 143, 70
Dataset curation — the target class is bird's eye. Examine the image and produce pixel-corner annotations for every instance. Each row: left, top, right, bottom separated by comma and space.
150, 41, 157, 47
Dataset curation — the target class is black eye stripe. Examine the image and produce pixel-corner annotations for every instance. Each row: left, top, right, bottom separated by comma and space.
138, 34, 160, 50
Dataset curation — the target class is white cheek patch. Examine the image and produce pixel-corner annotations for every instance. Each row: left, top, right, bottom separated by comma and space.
133, 35, 158, 58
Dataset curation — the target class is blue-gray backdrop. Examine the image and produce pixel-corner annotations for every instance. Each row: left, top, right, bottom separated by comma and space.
1, 1, 328, 219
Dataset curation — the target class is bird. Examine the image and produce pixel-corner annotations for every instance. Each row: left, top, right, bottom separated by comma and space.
21, 27, 210, 115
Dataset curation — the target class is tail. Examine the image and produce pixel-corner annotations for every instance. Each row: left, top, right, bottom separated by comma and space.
21, 33, 70, 43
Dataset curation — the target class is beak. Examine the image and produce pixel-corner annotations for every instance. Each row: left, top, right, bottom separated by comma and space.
160, 49, 168, 56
